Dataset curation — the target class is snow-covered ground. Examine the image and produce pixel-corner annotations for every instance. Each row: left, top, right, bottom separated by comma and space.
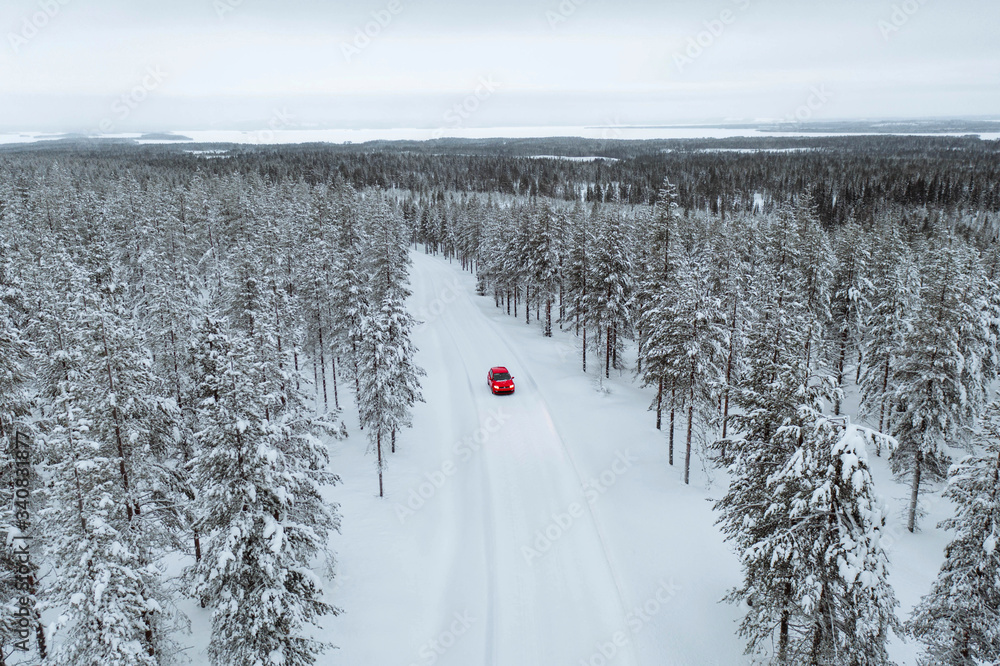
310, 250, 954, 665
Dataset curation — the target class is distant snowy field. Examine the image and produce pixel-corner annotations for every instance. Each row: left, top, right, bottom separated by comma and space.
2, 126, 999, 145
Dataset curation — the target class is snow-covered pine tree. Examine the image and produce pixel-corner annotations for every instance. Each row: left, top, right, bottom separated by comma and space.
187, 315, 342, 666
828, 219, 872, 415
357, 196, 425, 495
859, 221, 914, 445
562, 199, 591, 371
298, 192, 340, 412
906, 400, 1000, 664
708, 212, 752, 440
890, 238, 996, 532
635, 178, 680, 430
718, 407, 900, 665
329, 183, 370, 400
587, 202, 634, 379
527, 201, 561, 337
792, 196, 835, 378
668, 224, 726, 485
37, 257, 180, 665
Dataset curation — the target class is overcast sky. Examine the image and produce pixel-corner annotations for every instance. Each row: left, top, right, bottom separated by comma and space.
2, 0, 998, 132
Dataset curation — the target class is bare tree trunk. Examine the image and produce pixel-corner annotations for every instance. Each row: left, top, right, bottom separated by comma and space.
835, 327, 848, 415
582, 326, 587, 372
879, 355, 891, 432
377, 430, 384, 498
611, 324, 618, 371
669, 385, 676, 466
169, 328, 182, 407
318, 325, 329, 411
559, 282, 564, 325
331, 355, 340, 410
722, 300, 737, 439
526, 286, 530, 324
312, 360, 319, 408
544, 297, 552, 336
778, 582, 791, 663
102, 319, 135, 521
391, 428, 396, 454
907, 450, 923, 533
684, 368, 695, 485
605, 325, 612, 379
656, 377, 663, 430
636, 327, 642, 375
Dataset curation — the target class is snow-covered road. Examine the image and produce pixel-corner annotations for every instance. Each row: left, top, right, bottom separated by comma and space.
409, 251, 641, 666
325, 250, 747, 666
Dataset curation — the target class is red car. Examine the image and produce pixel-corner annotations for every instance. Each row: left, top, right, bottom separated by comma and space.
488, 366, 515, 395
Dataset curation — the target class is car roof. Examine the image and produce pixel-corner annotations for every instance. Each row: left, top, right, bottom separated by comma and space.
490, 366, 508, 373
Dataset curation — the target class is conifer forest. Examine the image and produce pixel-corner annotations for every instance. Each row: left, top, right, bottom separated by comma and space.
1, 134, 1000, 665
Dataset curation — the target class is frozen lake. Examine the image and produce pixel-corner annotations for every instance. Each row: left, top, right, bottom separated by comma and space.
2, 126, 999, 146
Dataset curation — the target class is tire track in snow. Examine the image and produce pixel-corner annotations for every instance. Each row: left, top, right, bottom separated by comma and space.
410, 256, 500, 666
491, 342, 642, 666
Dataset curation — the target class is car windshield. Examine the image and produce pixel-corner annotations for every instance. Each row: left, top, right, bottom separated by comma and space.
493, 372, 511, 381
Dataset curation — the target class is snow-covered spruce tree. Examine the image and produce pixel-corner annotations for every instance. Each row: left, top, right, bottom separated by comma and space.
298, 193, 341, 412
669, 227, 726, 485
890, 239, 997, 532
718, 407, 901, 665
186, 315, 342, 666
329, 183, 370, 400
586, 202, 634, 380
36, 259, 180, 665
357, 196, 425, 496
792, 196, 835, 377
714, 204, 900, 663
635, 177, 680, 431
475, 209, 503, 299
858, 221, 914, 444
709, 212, 753, 441
527, 201, 561, 337
562, 199, 591, 371
906, 400, 1000, 664
828, 219, 872, 415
